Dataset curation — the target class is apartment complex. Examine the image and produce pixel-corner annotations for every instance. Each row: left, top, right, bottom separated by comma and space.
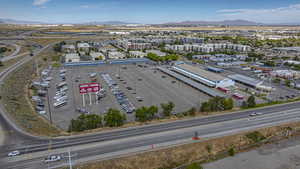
166, 43, 251, 53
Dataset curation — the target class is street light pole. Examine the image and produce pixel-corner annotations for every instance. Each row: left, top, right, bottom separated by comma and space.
47, 88, 52, 124
68, 150, 73, 169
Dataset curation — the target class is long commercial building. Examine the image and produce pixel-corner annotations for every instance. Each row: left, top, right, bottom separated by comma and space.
172, 64, 235, 88
228, 74, 263, 88
157, 67, 226, 97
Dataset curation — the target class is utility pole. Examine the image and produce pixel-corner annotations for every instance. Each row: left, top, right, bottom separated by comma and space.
47, 88, 52, 124
35, 58, 39, 77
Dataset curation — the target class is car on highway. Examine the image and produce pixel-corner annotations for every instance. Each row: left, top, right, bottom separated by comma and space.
8, 150, 20, 157
44, 155, 62, 163
249, 112, 263, 116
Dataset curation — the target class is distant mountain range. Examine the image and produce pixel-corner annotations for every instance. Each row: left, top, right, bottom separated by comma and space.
0, 18, 299, 26
160, 20, 261, 26
83, 21, 139, 25
0, 18, 45, 24
0, 18, 138, 25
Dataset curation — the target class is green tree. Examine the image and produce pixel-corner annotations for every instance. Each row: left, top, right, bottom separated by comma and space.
285, 79, 291, 87
161, 101, 175, 117
200, 102, 211, 112
200, 97, 234, 112
69, 114, 102, 132
104, 109, 126, 127
135, 105, 158, 122
247, 95, 256, 108
223, 98, 234, 110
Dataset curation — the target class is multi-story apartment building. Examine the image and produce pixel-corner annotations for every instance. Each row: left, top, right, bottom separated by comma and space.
165, 43, 251, 53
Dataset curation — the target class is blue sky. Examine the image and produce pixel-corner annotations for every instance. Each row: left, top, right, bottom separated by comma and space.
1, 0, 300, 23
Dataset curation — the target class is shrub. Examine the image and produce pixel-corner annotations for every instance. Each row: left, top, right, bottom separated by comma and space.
246, 131, 266, 143
228, 147, 235, 156
186, 163, 203, 169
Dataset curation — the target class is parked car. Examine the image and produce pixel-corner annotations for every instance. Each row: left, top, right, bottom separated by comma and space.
38, 111, 46, 115
56, 96, 68, 102
36, 106, 44, 111
54, 101, 67, 108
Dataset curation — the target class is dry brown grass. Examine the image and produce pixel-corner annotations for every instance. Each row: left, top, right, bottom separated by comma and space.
72, 121, 300, 169
0, 45, 62, 136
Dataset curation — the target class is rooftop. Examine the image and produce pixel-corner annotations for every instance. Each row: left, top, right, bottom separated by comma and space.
273, 47, 300, 52
175, 64, 226, 82
158, 67, 226, 98
228, 74, 262, 87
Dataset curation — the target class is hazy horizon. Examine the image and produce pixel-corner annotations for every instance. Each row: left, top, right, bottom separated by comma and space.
1, 0, 300, 24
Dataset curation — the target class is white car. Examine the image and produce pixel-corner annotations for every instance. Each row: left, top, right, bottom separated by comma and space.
44, 155, 62, 163
53, 101, 67, 108
54, 93, 66, 99
56, 96, 68, 102
8, 150, 20, 157
38, 111, 46, 115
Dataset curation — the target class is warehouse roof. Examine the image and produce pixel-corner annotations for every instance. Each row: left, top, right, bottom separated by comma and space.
158, 67, 226, 97
175, 64, 225, 82
228, 74, 262, 87
273, 47, 300, 52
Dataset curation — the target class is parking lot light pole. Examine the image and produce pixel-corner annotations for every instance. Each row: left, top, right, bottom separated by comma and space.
47, 88, 53, 124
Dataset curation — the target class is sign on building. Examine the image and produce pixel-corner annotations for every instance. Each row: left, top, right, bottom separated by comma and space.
79, 83, 101, 94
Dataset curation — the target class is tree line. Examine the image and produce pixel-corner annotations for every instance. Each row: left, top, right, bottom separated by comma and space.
69, 96, 257, 132
146, 53, 179, 62
200, 97, 234, 112
69, 108, 126, 132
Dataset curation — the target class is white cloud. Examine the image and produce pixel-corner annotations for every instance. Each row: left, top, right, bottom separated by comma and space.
33, 0, 51, 6
80, 5, 90, 9
217, 4, 300, 23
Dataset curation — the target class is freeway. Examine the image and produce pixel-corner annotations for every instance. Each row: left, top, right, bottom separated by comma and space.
2, 100, 300, 155
3, 107, 300, 169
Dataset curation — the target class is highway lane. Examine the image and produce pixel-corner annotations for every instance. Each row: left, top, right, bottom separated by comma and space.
5, 100, 300, 155
3, 107, 300, 169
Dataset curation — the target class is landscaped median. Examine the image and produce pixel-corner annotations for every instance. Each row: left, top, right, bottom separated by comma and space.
64, 121, 300, 169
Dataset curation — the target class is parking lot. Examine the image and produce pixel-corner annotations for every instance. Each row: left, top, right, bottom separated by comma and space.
46, 63, 210, 130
